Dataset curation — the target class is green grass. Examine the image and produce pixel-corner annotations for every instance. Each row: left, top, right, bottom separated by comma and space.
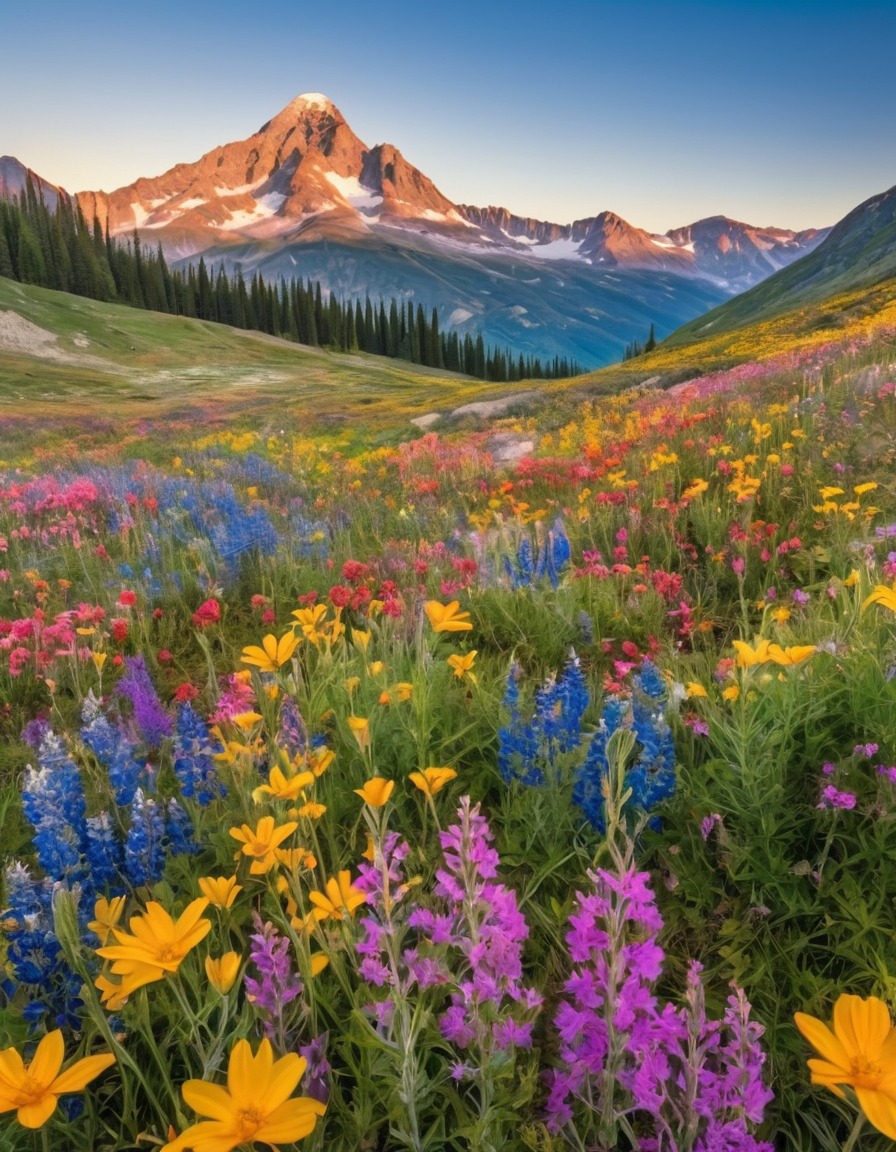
0, 278, 517, 426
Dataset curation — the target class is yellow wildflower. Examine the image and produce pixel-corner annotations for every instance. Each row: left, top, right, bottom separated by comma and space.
424, 600, 473, 633
354, 778, 395, 807
241, 632, 300, 672
0, 1031, 115, 1130
162, 1037, 325, 1152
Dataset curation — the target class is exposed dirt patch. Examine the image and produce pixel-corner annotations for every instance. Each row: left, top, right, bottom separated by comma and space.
0, 310, 113, 371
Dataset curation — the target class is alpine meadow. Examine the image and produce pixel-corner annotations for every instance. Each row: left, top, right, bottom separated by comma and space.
3, 5, 896, 1150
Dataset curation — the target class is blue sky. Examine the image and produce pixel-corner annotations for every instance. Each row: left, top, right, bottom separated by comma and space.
2, 0, 894, 232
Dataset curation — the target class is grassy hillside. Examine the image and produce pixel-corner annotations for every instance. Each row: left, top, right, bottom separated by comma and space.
662, 183, 896, 346
0, 277, 514, 429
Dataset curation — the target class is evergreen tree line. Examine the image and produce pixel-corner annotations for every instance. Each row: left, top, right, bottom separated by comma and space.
0, 179, 582, 383
622, 322, 657, 362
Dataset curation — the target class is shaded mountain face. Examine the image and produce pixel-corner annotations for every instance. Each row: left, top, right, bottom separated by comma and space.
665, 183, 896, 345
0, 156, 68, 211
1, 95, 831, 365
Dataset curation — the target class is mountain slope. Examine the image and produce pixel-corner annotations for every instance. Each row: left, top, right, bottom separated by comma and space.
666, 183, 896, 344
0, 276, 503, 425
3, 94, 829, 366
0, 156, 68, 211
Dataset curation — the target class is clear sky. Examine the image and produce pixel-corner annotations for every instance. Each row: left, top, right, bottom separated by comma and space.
2, 0, 894, 233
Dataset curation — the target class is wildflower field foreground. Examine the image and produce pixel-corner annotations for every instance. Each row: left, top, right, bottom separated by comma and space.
4, 324, 896, 1152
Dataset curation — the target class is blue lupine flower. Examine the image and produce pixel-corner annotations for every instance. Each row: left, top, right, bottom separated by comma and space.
173, 703, 224, 805
573, 661, 677, 832
573, 697, 629, 830
22, 735, 88, 881
503, 518, 571, 589
84, 812, 124, 893
279, 697, 308, 759
166, 798, 200, 857
81, 695, 145, 806
1, 864, 82, 1029
124, 789, 166, 888
499, 656, 589, 785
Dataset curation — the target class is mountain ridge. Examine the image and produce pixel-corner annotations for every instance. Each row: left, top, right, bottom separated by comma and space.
60, 94, 826, 291
0, 94, 836, 366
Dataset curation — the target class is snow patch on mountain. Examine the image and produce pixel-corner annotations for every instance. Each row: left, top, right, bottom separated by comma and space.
324, 171, 382, 212
529, 237, 586, 261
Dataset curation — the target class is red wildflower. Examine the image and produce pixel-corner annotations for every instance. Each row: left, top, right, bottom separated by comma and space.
111, 619, 129, 644
329, 585, 352, 608
342, 560, 370, 585
191, 599, 221, 628
118, 590, 137, 607
174, 682, 199, 702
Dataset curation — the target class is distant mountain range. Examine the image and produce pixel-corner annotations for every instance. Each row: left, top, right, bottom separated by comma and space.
666, 182, 896, 345
0, 94, 832, 365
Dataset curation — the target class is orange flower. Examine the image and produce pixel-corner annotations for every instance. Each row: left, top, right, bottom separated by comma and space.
447, 651, 478, 683
87, 895, 126, 945
198, 875, 242, 909
230, 817, 298, 874
205, 952, 241, 995
241, 632, 300, 672
0, 1031, 115, 1129
795, 994, 896, 1138
96, 897, 211, 999
347, 715, 370, 751
424, 600, 473, 633
308, 871, 367, 923
354, 778, 395, 807
409, 766, 458, 796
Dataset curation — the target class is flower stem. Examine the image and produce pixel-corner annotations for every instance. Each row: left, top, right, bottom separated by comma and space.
842, 1112, 865, 1152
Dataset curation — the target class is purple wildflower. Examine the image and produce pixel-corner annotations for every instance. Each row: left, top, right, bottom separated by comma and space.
244, 914, 304, 1047
424, 798, 542, 1063
701, 813, 723, 841
547, 865, 774, 1150
299, 1033, 330, 1105
118, 655, 172, 748
817, 785, 857, 810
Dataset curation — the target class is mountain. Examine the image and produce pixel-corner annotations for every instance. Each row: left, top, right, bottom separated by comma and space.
0, 156, 68, 211
4, 95, 829, 366
665, 183, 896, 345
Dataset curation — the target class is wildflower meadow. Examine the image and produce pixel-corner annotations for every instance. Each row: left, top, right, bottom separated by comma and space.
3, 323, 896, 1152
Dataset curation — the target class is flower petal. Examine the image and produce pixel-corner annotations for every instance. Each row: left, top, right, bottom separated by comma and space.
181, 1080, 235, 1122
836, 994, 892, 1060
50, 1052, 116, 1095
161, 1119, 230, 1152
256, 1096, 327, 1143
262, 1053, 305, 1113
855, 1086, 896, 1139
0, 1047, 26, 1094
227, 1038, 259, 1106
794, 1012, 851, 1070
28, 1030, 64, 1090
16, 1095, 58, 1129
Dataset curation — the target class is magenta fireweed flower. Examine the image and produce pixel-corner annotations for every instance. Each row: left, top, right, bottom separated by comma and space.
546, 864, 773, 1149
410, 797, 542, 1064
